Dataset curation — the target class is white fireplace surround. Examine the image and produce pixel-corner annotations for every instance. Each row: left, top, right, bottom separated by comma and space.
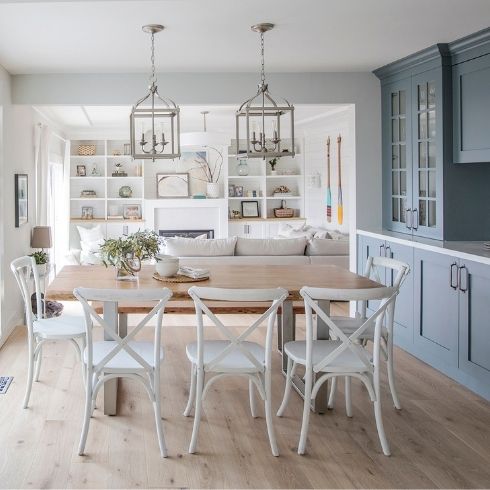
145, 199, 229, 238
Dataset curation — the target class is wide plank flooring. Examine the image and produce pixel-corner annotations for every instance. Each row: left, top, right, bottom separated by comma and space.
0, 303, 489, 489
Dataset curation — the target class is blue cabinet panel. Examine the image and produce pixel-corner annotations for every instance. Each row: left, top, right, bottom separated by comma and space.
385, 240, 414, 348
459, 259, 490, 384
413, 249, 459, 367
359, 235, 387, 312
453, 54, 490, 163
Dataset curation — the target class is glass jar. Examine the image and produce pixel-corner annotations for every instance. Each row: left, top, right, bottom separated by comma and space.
237, 159, 249, 176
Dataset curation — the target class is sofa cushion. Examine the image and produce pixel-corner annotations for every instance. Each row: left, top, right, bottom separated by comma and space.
235, 237, 307, 256
306, 238, 349, 256
180, 256, 310, 266
164, 236, 237, 257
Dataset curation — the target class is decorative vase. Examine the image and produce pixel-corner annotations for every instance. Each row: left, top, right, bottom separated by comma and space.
270, 170, 277, 175
115, 254, 141, 281
119, 185, 133, 198
237, 159, 249, 176
206, 182, 220, 198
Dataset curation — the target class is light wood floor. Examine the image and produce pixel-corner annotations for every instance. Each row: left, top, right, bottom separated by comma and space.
1, 304, 489, 489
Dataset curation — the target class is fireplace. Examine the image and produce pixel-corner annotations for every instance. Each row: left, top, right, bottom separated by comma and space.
159, 229, 215, 239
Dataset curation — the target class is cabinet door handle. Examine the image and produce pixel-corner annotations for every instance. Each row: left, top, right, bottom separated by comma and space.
412, 209, 419, 230
385, 245, 392, 258
405, 208, 412, 230
450, 262, 458, 290
458, 265, 468, 293
379, 244, 385, 256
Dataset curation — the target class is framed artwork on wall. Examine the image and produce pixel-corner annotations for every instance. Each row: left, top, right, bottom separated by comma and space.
241, 200, 260, 218
123, 203, 142, 220
14, 173, 28, 227
156, 173, 189, 198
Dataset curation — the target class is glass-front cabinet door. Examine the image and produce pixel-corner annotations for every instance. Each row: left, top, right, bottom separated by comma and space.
383, 79, 412, 233
411, 70, 443, 239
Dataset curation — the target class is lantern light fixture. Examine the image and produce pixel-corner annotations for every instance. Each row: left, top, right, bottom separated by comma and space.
130, 24, 181, 160
235, 23, 295, 159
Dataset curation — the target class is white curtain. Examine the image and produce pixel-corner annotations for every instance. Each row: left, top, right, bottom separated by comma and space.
34, 124, 52, 226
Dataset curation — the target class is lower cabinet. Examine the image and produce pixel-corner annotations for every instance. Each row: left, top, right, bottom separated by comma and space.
413, 249, 459, 368
228, 221, 264, 238
458, 259, 490, 390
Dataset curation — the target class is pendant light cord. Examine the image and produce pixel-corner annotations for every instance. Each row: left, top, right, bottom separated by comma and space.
260, 31, 266, 86
150, 31, 156, 86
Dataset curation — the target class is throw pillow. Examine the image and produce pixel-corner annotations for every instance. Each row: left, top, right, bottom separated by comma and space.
235, 237, 307, 256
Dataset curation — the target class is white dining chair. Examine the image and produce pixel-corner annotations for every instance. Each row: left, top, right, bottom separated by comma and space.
277, 285, 397, 456
10, 256, 86, 408
73, 287, 172, 458
184, 286, 288, 456
326, 256, 410, 412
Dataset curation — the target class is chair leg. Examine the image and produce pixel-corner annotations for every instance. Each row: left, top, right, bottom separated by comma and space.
373, 368, 391, 456
78, 376, 93, 455
188, 368, 204, 454
23, 341, 36, 409
183, 364, 196, 417
264, 369, 279, 456
345, 376, 353, 417
79, 337, 87, 387
327, 376, 337, 409
249, 378, 258, 418
152, 368, 168, 458
34, 346, 42, 382
298, 368, 313, 455
277, 357, 296, 416
387, 338, 401, 410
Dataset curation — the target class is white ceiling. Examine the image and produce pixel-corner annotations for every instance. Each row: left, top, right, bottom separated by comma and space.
1, 0, 489, 74
34, 104, 346, 133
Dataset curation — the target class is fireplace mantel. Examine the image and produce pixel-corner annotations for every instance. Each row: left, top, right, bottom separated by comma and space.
144, 199, 228, 238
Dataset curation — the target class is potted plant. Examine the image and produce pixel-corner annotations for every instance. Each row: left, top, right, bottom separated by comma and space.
268, 158, 278, 175
29, 250, 49, 276
100, 230, 161, 281
189, 146, 224, 198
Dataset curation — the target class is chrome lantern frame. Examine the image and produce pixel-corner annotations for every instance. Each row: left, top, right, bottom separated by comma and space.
236, 23, 295, 159
130, 24, 181, 160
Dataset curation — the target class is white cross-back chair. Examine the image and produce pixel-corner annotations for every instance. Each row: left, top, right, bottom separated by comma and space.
184, 286, 288, 456
10, 256, 86, 408
277, 286, 397, 456
326, 256, 410, 412
73, 287, 172, 458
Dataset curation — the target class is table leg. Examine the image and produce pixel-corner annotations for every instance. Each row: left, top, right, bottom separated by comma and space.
103, 302, 118, 416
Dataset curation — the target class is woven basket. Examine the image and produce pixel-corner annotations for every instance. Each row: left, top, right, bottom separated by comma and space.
274, 207, 294, 218
78, 144, 96, 156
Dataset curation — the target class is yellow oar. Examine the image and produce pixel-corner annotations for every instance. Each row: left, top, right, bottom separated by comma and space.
337, 135, 343, 225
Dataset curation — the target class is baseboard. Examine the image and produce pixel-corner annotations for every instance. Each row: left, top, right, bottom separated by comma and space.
0, 313, 23, 349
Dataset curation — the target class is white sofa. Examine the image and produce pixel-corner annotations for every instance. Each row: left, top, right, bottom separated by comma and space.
164, 236, 349, 269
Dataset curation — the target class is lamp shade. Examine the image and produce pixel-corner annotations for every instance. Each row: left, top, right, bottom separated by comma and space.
31, 226, 52, 248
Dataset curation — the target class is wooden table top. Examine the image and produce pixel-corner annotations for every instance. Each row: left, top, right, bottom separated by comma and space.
47, 264, 382, 302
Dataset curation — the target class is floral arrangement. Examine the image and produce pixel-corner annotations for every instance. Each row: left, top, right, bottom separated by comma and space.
29, 251, 49, 265
189, 146, 224, 183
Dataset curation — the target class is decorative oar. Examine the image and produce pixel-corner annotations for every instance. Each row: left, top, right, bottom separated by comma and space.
337, 134, 343, 225
326, 137, 332, 222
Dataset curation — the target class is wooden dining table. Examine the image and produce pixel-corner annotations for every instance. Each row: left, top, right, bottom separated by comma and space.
47, 264, 382, 415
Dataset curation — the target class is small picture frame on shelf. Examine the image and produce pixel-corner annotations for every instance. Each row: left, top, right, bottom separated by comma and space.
81, 206, 94, 220
241, 200, 260, 218
156, 173, 189, 198
234, 185, 244, 197
76, 165, 86, 177
123, 203, 142, 220
228, 184, 235, 197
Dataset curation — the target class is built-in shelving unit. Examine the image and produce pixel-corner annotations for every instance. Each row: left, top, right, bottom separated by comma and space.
69, 139, 145, 222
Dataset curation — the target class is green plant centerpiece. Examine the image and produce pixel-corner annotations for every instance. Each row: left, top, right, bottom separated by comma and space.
29, 250, 49, 265
268, 158, 278, 174
99, 230, 161, 281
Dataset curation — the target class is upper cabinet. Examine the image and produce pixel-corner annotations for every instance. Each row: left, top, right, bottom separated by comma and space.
375, 29, 490, 241
450, 29, 490, 164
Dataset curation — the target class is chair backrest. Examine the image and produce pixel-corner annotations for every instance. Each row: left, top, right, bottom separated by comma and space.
73, 288, 172, 374
10, 256, 42, 331
361, 256, 410, 318
188, 286, 288, 372
300, 286, 397, 373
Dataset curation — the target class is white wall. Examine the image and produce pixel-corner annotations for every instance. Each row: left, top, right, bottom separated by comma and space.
301, 107, 355, 235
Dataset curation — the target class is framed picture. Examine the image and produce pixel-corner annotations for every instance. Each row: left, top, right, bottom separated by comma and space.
241, 200, 260, 218
234, 185, 244, 197
228, 184, 235, 197
14, 174, 28, 227
123, 203, 142, 220
81, 206, 94, 220
76, 165, 86, 176
156, 173, 189, 198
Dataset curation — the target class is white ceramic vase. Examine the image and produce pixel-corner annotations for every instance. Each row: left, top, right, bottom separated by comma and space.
206, 182, 220, 198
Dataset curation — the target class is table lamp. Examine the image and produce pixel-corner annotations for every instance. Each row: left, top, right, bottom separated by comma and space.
31, 226, 52, 251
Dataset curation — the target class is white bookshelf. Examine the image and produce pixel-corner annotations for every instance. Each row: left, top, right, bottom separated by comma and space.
69, 139, 145, 223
